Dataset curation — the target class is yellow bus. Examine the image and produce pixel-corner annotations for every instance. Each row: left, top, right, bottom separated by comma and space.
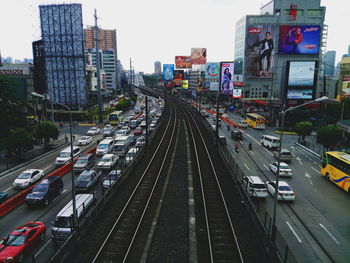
321, 151, 350, 193
245, 113, 266, 129
108, 111, 123, 125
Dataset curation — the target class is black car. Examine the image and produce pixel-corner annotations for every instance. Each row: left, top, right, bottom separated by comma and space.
74, 154, 95, 173
231, 130, 243, 141
25, 176, 63, 206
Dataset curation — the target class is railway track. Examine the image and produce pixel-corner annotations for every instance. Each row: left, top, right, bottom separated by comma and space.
91, 101, 179, 262
181, 103, 245, 263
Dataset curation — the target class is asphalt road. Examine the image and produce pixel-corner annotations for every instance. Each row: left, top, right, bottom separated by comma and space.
202, 106, 350, 263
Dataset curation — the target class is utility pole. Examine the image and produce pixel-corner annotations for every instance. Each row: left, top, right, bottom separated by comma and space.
94, 9, 103, 124
129, 58, 132, 93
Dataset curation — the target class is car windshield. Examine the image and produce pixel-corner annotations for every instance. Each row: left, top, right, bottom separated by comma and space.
101, 157, 112, 162
59, 152, 70, 157
53, 217, 71, 228
280, 164, 289, 169
90, 128, 97, 131
98, 144, 108, 149
127, 152, 136, 158
78, 174, 91, 182
116, 131, 124, 135
76, 158, 88, 164
114, 145, 124, 151
279, 185, 292, 191
80, 137, 88, 140
18, 172, 31, 179
3, 234, 25, 246
32, 184, 49, 192
106, 174, 118, 180
252, 184, 266, 189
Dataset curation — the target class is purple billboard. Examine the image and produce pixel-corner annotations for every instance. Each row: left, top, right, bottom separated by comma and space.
279, 25, 321, 55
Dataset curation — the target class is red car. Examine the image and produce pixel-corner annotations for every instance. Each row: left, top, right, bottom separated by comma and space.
0, 222, 46, 263
134, 127, 143, 136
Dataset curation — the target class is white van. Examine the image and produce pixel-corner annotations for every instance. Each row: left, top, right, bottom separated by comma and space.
242, 176, 268, 198
113, 136, 131, 157
96, 139, 114, 156
51, 194, 94, 243
55, 146, 81, 166
260, 135, 280, 150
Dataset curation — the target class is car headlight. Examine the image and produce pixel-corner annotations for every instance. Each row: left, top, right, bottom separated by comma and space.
4, 257, 14, 262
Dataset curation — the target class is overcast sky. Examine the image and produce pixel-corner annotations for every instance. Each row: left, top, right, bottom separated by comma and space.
1, 0, 349, 73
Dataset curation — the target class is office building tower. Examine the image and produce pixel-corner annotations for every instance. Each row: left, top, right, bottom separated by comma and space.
154, 61, 161, 74
84, 27, 119, 90
39, 4, 86, 107
324, 51, 336, 77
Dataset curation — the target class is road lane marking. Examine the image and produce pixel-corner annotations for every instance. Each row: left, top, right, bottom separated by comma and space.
286, 221, 302, 243
43, 166, 51, 172
311, 167, 320, 174
249, 150, 255, 155
243, 162, 250, 170
313, 161, 318, 165
35, 239, 51, 257
319, 224, 340, 245
296, 156, 303, 165
305, 173, 313, 185
263, 164, 270, 171
3, 187, 12, 192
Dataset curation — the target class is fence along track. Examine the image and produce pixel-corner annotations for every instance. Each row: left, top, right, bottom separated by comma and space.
182, 104, 245, 263
92, 102, 178, 263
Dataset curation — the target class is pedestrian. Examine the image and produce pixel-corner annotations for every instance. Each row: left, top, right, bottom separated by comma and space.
234, 143, 239, 153
65, 134, 68, 143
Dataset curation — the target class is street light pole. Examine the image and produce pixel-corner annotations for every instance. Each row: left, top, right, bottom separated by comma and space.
31, 92, 77, 231
271, 96, 328, 241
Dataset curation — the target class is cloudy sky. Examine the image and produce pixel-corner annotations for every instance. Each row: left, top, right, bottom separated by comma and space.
1, 0, 349, 73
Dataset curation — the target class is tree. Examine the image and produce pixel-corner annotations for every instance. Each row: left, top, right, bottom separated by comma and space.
4, 128, 34, 159
295, 121, 313, 143
317, 125, 343, 150
36, 121, 59, 147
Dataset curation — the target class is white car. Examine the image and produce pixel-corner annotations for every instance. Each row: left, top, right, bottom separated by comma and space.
125, 148, 139, 165
269, 162, 292, 177
87, 127, 100, 135
149, 123, 156, 131
115, 129, 128, 137
266, 181, 296, 201
97, 154, 118, 169
13, 169, 44, 189
78, 136, 92, 146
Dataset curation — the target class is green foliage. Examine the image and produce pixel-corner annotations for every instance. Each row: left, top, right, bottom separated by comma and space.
325, 98, 350, 120
295, 121, 313, 141
115, 98, 131, 111
4, 128, 34, 159
36, 121, 59, 147
317, 125, 343, 149
86, 106, 99, 122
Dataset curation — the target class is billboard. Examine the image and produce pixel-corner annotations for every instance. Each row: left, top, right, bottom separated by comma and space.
163, 64, 174, 80
174, 70, 184, 87
279, 25, 321, 55
286, 61, 317, 100
220, 62, 234, 95
232, 89, 242, 98
191, 48, 207, 64
246, 25, 275, 78
182, 80, 189, 89
288, 61, 316, 86
175, 56, 192, 69
205, 62, 220, 91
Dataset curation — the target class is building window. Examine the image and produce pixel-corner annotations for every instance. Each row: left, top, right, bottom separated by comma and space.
284, 9, 304, 16
262, 92, 268, 98
307, 9, 323, 17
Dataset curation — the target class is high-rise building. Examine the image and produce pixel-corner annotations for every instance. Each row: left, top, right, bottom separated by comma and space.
324, 51, 336, 77
234, 0, 326, 104
154, 61, 161, 74
84, 27, 119, 90
39, 4, 86, 108
85, 48, 116, 91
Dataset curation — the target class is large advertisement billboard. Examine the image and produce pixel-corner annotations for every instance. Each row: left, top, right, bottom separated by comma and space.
174, 70, 184, 87
205, 62, 220, 91
288, 61, 316, 87
279, 25, 321, 55
286, 61, 317, 100
220, 62, 234, 95
175, 56, 192, 69
163, 64, 174, 80
246, 25, 275, 78
191, 48, 207, 65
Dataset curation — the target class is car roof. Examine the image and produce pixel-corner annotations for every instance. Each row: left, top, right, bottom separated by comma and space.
40, 176, 61, 184
102, 154, 114, 158
281, 149, 291, 153
62, 146, 80, 152
279, 162, 289, 166
100, 138, 113, 143
246, 176, 264, 183
23, 169, 39, 173
80, 170, 95, 176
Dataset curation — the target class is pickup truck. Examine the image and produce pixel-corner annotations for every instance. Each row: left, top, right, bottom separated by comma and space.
75, 170, 102, 193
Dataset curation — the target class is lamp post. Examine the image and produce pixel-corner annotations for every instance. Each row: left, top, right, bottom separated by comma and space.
31, 92, 77, 231
271, 96, 328, 241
